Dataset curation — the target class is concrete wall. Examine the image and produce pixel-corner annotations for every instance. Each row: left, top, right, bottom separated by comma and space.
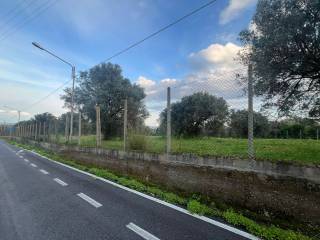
19, 139, 320, 226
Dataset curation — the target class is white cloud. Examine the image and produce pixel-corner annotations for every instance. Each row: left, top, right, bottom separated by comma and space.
220, 0, 257, 25
190, 42, 242, 68
140, 42, 246, 127
137, 76, 156, 88
160, 78, 177, 85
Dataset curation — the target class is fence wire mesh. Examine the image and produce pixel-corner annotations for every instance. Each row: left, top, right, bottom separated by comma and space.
0, 64, 319, 162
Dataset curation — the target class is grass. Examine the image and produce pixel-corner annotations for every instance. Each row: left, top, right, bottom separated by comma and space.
62, 135, 320, 165
6, 139, 316, 240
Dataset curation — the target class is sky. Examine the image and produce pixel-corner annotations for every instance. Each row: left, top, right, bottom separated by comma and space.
0, 0, 257, 126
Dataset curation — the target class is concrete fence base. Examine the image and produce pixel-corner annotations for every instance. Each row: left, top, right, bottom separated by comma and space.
14, 138, 320, 226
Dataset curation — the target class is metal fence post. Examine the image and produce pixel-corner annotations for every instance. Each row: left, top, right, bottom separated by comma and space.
248, 64, 254, 160
166, 87, 171, 156
317, 128, 319, 140
123, 99, 128, 152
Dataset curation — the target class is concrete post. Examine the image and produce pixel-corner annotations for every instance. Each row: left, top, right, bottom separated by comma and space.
248, 64, 254, 160
55, 119, 58, 143
48, 122, 51, 142
166, 87, 171, 156
43, 122, 46, 142
65, 113, 69, 143
123, 99, 128, 152
299, 129, 302, 139
95, 105, 101, 147
78, 112, 81, 146
35, 123, 38, 141
38, 122, 42, 141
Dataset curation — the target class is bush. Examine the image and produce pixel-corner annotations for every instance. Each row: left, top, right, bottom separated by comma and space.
128, 134, 147, 151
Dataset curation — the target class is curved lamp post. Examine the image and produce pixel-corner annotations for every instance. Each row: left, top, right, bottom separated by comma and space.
32, 42, 75, 142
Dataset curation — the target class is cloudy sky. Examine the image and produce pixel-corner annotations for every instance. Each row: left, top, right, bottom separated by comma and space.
0, 0, 257, 126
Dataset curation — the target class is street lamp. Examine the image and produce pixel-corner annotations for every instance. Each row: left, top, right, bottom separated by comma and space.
32, 42, 76, 142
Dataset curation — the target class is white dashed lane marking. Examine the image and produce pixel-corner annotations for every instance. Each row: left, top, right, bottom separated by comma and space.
30, 163, 37, 168
77, 193, 102, 208
39, 169, 49, 175
24, 159, 29, 162
53, 178, 68, 186
126, 222, 160, 240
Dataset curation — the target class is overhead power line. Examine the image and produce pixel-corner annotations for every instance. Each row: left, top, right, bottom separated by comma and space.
22, 78, 72, 111
0, 0, 30, 23
19, 0, 219, 113
0, 0, 59, 42
0, 0, 39, 36
101, 0, 218, 63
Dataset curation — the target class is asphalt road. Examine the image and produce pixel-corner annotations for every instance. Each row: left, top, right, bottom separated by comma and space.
0, 140, 258, 240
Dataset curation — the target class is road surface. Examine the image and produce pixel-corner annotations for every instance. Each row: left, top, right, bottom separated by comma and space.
0, 140, 258, 240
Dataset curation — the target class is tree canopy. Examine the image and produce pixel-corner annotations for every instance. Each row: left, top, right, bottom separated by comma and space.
229, 109, 270, 138
61, 63, 148, 139
159, 92, 229, 136
239, 0, 320, 117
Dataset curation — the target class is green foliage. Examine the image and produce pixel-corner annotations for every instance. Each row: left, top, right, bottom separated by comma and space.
70, 135, 320, 165
229, 109, 270, 138
239, 0, 320, 117
7, 140, 314, 240
159, 92, 229, 137
61, 62, 148, 139
128, 134, 147, 151
223, 210, 311, 240
187, 200, 218, 216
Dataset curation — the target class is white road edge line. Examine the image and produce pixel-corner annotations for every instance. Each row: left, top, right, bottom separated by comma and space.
30, 163, 37, 168
39, 169, 49, 175
53, 178, 68, 186
77, 193, 102, 208
25, 148, 258, 240
126, 222, 160, 240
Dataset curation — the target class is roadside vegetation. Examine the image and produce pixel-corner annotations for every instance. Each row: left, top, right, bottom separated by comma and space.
62, 135, 320, 165
7, 139, 317, 240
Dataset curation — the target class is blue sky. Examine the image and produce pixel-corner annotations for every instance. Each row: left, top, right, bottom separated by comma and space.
0, 0, 257, 126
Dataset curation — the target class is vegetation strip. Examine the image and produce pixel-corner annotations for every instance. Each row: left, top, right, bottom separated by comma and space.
7, 140, 313, 240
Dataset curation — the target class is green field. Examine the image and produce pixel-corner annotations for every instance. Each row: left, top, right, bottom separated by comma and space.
62, 135, 320, 165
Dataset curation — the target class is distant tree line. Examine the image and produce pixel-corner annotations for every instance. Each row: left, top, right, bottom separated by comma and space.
158, 92, 319, 139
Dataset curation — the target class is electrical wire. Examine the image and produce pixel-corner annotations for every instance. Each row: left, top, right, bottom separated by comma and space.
101, 0, 218, 63
16, 0, 219, 114
22, 78, 72, 111
0, 0, 59, 42
0, 0, 39, 36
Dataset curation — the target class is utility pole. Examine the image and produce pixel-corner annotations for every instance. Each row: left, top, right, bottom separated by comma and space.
248, 64, 254, 160
123, 99, 128, 152
166, 87, 171, 156
70, 66, 76, 141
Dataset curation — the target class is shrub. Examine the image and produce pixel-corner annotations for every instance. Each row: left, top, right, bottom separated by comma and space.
128, 134, 147, 151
